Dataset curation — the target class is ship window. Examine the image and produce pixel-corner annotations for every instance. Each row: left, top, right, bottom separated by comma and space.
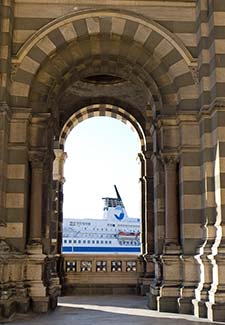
101, 241, 103, 244
109, 241, 111, 244
73, 240, 76, 243
69, 240, 72, 243
87, 240, 90, 244
105, 241, 108, 244
92, 240, 95, 244
64, 239, 67, 243
83, 240, 86, 244
78, 240, 81, 244
96, 240, 99, 244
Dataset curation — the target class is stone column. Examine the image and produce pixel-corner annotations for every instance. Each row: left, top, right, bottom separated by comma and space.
137, 150, 154, 294
0, 103, 11, 226
148, 153, 164, 310
157, 154, 181, 313
163, 155, 179, 249
137, 152, 146, 255
53, 148, 67, 254
27, 151, 45, 253
143, 150, 154, 277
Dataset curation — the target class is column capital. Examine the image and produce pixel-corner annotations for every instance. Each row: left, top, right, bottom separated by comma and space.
160, 153, 179, 165
29, 151, 46, 168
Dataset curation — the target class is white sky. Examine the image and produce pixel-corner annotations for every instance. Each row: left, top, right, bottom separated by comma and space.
63, 117, 141, 219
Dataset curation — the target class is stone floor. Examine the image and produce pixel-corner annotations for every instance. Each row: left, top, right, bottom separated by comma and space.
2, 296, 224, 325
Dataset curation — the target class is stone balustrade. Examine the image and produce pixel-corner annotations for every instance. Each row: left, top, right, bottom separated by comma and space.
62, 254, 143, 295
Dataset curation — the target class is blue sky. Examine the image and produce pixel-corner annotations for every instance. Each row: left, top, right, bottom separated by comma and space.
63, 117, 141, 219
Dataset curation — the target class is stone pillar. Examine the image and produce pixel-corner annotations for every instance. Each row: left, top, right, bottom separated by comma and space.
163, 156, 179, 249
157, 155, 181, 313
0, 103, 10, 227
27, 151, 45, 253
148, 153, 165, 311
138, 150, 154, 294
143, 150, 154, 278
53, 148, 67, 254
137, 152, 146, 255
204, 105, 225, 322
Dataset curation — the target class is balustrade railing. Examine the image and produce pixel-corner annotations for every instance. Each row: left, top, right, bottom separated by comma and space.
62, 254, 142, 294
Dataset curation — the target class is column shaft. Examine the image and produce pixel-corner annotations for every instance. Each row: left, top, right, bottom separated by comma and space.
164, 159, 179, 245
28, 152, 45, 246
30, 166, 43, 242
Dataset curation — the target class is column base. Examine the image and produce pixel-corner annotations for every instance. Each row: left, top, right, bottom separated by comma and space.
206, 301, 225, 322
192, 299, 207, 318
178, 297, 194, 315
27, 242, 43, 255
31, 296, 50, 313
157, 296, 179, 313
17, 297, 30, 314
139, 277, 151, 296
148, 283, 160, 310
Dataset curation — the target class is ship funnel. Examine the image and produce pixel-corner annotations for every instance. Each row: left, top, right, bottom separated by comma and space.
114, 185, 122, 201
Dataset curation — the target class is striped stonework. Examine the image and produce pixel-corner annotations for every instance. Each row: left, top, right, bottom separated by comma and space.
179, 122, 202, 314
12, 1, 197, 58
5, 109, 31, 250
197, 1, 225, 110
59, 104, 146, 150
0, 1, 14, 102
152, 153, 165, 256
10, 10, 197, 114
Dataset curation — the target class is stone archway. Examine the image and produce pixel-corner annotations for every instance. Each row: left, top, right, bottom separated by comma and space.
53, 103, 154, 291
2, 6, 203, 319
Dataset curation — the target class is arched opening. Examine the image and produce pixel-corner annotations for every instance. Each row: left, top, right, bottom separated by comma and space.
53, 105, 153, 294
62, 116, 142, 255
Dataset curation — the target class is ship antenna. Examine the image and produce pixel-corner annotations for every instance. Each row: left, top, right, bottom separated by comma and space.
114, 185, 122, 201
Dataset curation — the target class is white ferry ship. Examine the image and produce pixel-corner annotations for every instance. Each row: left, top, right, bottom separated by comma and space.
62, 186, 141, 254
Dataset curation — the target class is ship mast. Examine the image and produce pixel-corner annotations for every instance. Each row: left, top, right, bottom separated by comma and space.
114, 185, 122, 201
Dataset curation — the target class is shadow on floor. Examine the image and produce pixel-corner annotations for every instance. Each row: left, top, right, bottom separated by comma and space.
1, 296, 223, 325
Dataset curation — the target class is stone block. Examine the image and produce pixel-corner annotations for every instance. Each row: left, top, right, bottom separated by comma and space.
148, 292, 157, 310
31, 297, 49, 313
206, 302, 225, 322
7, 164, 25, 179
178, 297, 194, 315
157, 296, 179, 313
17, 298, 30, 314
2, 299, 17, 318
